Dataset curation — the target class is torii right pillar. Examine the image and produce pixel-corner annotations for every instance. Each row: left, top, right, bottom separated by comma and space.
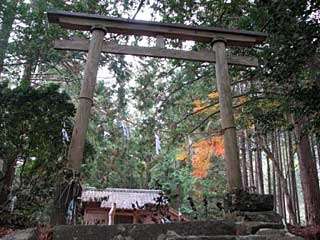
213, 39, 242, 192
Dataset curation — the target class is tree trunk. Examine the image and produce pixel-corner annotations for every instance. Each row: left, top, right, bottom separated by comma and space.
271, 133, 277, 212
310, 136, 319, 182
294, 118, 320, 225
240, 130, 248, 189
259, 134, 297, 225
20, 60, 34, 87
256, 142, 264, 194
272, 155, 277, 213
245, 130, 255, 192
288, 131, 300, 224
266, 155, 271, 194
0, 0, 17, 74
310, 136, 316, 163
296, 148, 310, 224
317, 144, 320, 173
275, 132, 283, 218
0, 158, 16, 205
284, 132, 292, 223
254, 145, 259, 193
266, 135, 272, 194
278, 131, 286, 222
51, 175, 69, 225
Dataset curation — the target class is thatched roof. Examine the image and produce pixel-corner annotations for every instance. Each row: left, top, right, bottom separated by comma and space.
81, 188, 162, 210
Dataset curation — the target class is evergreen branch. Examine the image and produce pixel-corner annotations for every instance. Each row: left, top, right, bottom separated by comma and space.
189, 98, 261, 133
132, 0, 145, 20
177, 92, 260, 125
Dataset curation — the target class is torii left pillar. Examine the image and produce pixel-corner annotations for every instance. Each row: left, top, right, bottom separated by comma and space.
67, 26, 106, 172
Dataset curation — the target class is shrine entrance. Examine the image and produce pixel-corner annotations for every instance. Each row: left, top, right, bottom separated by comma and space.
47, 9, 266, 194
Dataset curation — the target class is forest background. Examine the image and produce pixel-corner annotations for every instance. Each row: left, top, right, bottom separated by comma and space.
0, 0, 320, 228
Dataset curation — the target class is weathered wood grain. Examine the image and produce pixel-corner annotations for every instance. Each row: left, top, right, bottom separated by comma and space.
213, 40, 242, 191
67, 29, 105, 171
47, 10, 267, 47
54, 39, 259, 67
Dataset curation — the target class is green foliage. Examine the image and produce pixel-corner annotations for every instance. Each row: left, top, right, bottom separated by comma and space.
0, 82, 75, 224
242, 1, 320, 134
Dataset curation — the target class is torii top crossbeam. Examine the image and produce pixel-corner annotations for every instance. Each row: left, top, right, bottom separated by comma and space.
47, 10, 266, 47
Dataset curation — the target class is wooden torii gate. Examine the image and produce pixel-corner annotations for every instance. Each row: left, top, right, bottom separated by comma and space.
47, 10, 266, 192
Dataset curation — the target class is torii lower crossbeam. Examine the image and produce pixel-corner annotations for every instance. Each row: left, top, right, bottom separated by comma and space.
54, 39, 258, 67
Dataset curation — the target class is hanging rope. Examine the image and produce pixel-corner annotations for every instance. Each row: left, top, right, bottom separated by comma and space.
57, 167, 82, 224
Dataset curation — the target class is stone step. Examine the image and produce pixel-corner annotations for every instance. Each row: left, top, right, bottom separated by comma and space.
0, 227, 304, 240
235, 211, 282, 223
255, 234, 304, 240
52, 222, 302, 240
0, 228, 36, 240
167, 234, 303, 240
167, 235, 263, 240
256, 228, 287, 235
53, 221, 237, 240
236, 221, 284, 235
255, 228, 303, 240
58, 218, 283, 238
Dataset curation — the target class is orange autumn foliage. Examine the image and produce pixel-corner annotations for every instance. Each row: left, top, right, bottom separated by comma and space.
176, 152, 188, 161
193, 98, 219, 115
191, 136, 224, 178
208, 91, 219, 100
193, 99, 206, 114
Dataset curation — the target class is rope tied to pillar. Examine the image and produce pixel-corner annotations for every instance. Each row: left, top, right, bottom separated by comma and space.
79, 96, 94, 105
57, 167, 82, 207
56, 167, 82, 224
221, 125, 236, 134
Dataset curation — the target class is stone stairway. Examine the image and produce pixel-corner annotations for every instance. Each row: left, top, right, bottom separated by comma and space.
51, 212, 302, 240
163, 228, 302, 239
1, 212, 304, 240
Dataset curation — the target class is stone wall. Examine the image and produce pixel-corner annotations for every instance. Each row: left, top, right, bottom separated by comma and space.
54, 220, 236, 240
1, 214, 304, 240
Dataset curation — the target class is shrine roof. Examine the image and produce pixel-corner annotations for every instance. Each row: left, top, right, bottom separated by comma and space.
81, 188, 163, 210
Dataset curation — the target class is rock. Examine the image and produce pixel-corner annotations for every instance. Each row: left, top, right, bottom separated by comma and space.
168, 236, 238, 240
254, 228, 304, 240
53, 221, 237, 240
283, 233, 304, 240
224, 191, 274, 212
163, 235, 266, 240
257, 235, 303, 240
238, 236, 267, 240
0, 228, 36, 240
237, 212, 282, 223
236, 221, 284, 235
255, 228, 286, 235
0, 210, 304, 240
51, 217, 302, 240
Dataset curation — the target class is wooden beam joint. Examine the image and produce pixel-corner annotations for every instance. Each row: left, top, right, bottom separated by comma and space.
211, 37, 227, 46
91, 24, 108, 33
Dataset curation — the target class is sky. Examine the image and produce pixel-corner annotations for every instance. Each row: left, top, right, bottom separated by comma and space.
97, 4, 156, 85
